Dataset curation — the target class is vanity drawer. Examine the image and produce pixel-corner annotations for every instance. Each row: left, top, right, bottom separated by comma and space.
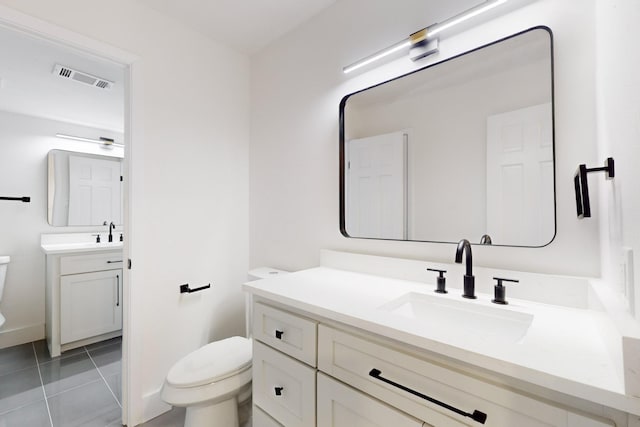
253, 405, 284, 427
253, 302, 317, 366
318, 325, 571, 427
317, 372, 427, 427
60, 252, 123, 275
253, 340, 316, 427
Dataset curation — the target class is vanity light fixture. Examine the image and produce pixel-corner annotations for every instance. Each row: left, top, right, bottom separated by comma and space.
55, 133, 124, 148
343, 0, 509, 74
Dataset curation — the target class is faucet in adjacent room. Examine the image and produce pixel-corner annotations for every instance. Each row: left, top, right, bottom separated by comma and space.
455, 239, 476, 299
104, 221, 116, 242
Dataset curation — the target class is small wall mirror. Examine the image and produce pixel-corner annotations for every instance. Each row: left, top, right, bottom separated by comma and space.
47, 149, 123, 226
340, 27, 555, 247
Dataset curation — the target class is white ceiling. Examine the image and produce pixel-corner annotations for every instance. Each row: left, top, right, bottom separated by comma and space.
0, 25, 125, 132
0, 1, 337, 133
135, 0, 338, 54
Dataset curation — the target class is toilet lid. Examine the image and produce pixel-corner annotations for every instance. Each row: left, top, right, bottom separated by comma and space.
166, 336, 252, 388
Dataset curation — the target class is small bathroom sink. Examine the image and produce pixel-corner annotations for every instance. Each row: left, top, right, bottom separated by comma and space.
379, 292, 533, 344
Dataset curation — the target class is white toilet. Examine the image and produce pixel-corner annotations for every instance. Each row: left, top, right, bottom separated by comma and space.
161, 267, 288, 427
0, 256, 10, 329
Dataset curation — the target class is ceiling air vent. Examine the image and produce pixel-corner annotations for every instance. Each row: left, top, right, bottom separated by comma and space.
53, 64, 114, 90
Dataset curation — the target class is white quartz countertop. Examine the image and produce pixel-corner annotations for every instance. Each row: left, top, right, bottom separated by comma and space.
244, 266, 640, 415
41, 232, 123, 255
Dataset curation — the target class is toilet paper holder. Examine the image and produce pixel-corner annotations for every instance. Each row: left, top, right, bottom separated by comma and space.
180, 283, 211, 294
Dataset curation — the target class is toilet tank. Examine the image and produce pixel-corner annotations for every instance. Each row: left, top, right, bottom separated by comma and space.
245, 267, 289, 337
248, 267, 288, 281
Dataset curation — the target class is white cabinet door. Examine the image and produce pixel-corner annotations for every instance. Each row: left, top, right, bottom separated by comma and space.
60, 269, 123, 344
253, 340, 316, 427
317, 373, 426, 427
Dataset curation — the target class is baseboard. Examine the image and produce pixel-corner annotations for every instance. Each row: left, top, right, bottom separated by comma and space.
142, 387, 172, 424
0, 323, 44, 349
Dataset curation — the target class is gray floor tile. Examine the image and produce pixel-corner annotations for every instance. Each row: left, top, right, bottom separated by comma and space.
0, 343, 37, 377
0, 367, 44, 414
85, 337, 122, 352
48, 380, 120, 427
104, 373, 121, 405
87, 343, 121, 377
139, 407, 185, 426
33, 340, 85, 365
0, 399, 51, 427
39, 353, 101, 397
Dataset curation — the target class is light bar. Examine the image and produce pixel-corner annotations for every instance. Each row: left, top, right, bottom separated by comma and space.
56, 133, 124, 148
343, 0, 510, 74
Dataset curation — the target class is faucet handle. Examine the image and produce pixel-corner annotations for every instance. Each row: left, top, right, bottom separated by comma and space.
492, 277, 519, 305
427, 268, 447, 294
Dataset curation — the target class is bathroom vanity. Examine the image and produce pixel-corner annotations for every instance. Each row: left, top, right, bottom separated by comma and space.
244, 251, 640, 427
41, 233, 124, 357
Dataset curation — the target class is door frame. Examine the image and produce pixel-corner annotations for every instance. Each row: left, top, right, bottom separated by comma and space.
0, 5, 142, 425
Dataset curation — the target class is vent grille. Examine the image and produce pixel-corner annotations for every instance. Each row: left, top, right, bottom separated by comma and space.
53, 64, 114, 90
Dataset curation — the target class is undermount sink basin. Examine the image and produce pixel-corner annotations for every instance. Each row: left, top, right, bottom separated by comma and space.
379, 292, 533, 344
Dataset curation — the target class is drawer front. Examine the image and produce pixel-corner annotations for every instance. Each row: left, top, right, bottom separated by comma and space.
253, 302, 317, 366
317, 372, 426, 427
253, 405, 284, 427
253, 340, 316, 427
60, 252, 123, 275
318, 325, 569, 427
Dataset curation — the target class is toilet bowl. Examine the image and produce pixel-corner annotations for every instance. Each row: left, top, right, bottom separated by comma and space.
161, 267, 288, 427
0, 256, 10, 329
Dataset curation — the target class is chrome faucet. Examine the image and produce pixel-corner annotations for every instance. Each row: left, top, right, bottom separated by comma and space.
455, 239, 476, 299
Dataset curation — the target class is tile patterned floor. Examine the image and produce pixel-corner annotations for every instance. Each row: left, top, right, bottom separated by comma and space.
0, 338, 122, 427
0, 339, 250, 426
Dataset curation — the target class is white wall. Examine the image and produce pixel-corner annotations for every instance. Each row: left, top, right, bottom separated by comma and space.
0, 1, 250, 424
250, 0, 601, 276
0, 111, 122, 348
596, 0, 640, 317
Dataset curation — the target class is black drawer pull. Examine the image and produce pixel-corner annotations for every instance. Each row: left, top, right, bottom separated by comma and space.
369, 368, 487, 424
275, 330, 284, 339
274, 386, 283, 396
179, 283, 211, 294
107, 260, 123, 264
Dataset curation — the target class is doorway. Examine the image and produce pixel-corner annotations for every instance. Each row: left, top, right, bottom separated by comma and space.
0, 10, 136, 425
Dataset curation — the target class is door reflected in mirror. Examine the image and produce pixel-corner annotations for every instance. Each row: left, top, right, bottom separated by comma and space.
48, 149, 123, 227
340, 27, 555, 247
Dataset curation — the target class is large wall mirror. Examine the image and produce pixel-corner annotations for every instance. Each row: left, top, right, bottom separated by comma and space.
48, 149, 123, 226
340, 27, 555, 247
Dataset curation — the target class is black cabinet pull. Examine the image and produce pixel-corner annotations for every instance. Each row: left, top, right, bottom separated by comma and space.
116, 275, 120, 307
274, 386, 283, 396
369, 368, 487, 424
179, 283, 211, 294
275, 330, 284, 339
107, 260, 123, 264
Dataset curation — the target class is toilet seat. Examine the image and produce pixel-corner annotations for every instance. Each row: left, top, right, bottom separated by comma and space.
166, 336, 252, 388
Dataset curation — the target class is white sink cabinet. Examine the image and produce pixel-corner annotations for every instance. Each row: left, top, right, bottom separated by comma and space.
45, 250, 123, 357
250, 298, 619, 427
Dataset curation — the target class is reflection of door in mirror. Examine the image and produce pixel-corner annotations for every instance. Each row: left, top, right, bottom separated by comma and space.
68, 155, 122, 226
346, 131, 407, 240
486, 103, 554, 246
48, 149, 123, 226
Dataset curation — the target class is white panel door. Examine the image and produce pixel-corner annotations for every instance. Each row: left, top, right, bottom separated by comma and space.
486, 103, 553, 246
68, 155, 122, 226
346, 131, 407, 240
60, 269, 123, 344
317, 373, 427, 427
